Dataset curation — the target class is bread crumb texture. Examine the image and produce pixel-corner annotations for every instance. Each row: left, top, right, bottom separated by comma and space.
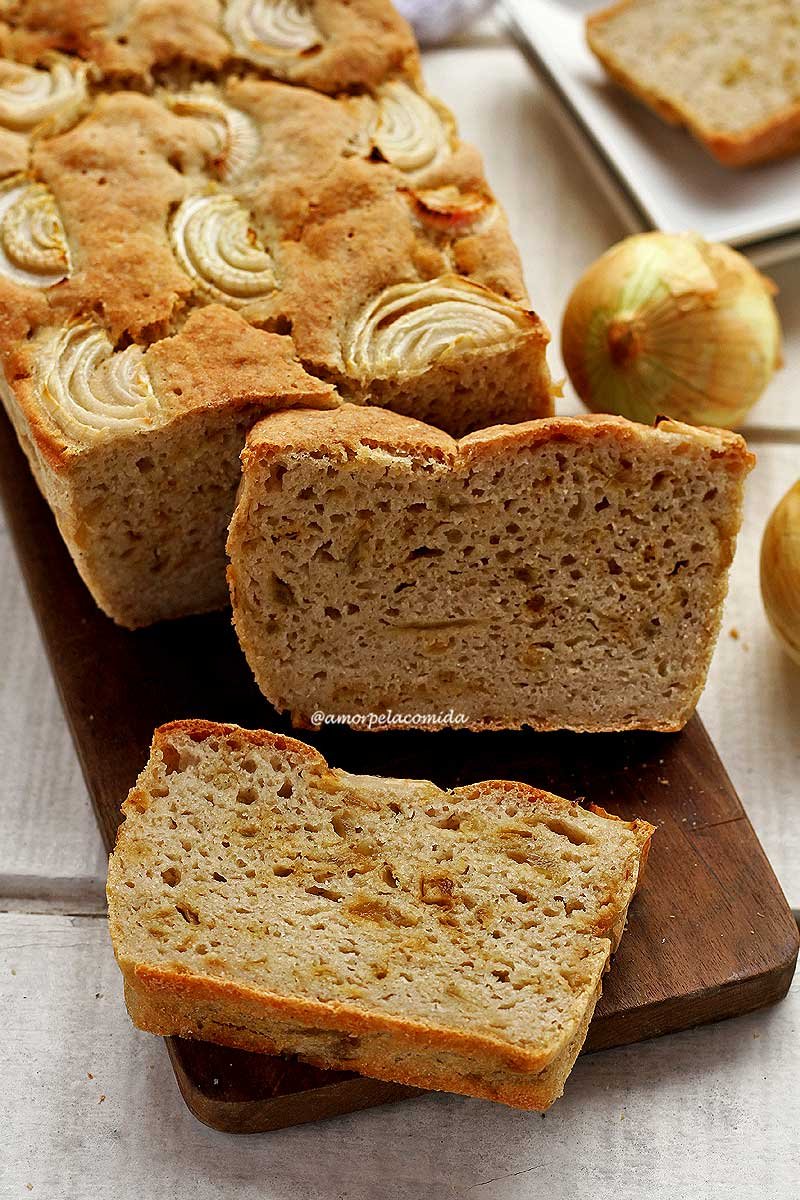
107, 719, 653, 1109
228, 407, 753, 733
588, 0, 800, 165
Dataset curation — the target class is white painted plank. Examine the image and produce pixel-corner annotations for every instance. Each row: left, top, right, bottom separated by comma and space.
1, 912, 797, 1199
0, 515, 106, 899
424, 41, 800, 433
699, 441, 800, 901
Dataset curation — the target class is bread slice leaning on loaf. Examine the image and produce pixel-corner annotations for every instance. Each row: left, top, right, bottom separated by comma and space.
587, 0, 800, 166
107, 720, 654, 1110
227, 405, 753, 733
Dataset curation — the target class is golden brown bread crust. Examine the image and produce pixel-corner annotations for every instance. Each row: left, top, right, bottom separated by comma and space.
1, 0, 420, 94
245, 403, 754, 475
587, 0, 800, 167
29, 91, 196, 342
123, 970, 603, 1110
242, 400, 457, 464
0, 50, 552, 446
109, 719, 653, 1109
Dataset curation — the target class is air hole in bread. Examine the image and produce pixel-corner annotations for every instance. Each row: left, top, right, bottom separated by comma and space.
161, 743, 181, 774
161, 866, 181, 887
237, 786, 258, 805
381, 863, 399, 888
330, 813, 350, 839
270, 574, 297, 606
505, 849, 529, 865
176, 903, 200, 924
261, 314, 293, 336
305, 885, 343, 902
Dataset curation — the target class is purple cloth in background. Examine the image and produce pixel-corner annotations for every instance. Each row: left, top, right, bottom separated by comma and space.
394, 0, 495, 46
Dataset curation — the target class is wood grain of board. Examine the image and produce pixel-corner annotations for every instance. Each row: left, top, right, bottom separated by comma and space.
1, 407, 797, 1133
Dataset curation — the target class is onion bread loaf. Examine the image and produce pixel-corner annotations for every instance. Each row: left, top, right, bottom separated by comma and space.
0, 2, 553, 626
1, 306, 337, 627
107, 720, 654, 1110
228, 405, 753, 732
587, 0, 800, 167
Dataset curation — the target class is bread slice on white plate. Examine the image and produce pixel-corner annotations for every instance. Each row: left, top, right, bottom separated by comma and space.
587, 0, 800, 166
107, 720, 654, 1110
227, 404, 753, 733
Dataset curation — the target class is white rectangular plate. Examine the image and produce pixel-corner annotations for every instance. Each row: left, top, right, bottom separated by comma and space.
502, 0, 800, 265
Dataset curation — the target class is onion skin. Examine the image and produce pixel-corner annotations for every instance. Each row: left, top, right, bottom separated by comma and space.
761, 481, 800, 667
561, 232, 782, 429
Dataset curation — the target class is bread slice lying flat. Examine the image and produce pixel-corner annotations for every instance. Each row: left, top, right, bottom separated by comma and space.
227, 405, 753, 733
107, 720, 653, 1110
587, 0, 800, 166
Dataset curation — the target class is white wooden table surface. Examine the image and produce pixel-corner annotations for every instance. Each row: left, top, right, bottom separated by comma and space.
1, 24, 798, 1200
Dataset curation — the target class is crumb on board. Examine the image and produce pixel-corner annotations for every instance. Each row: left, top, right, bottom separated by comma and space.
729, 627, 740, 640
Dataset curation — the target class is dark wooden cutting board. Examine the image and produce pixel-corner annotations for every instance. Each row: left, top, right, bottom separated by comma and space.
1, 409, 797, 1133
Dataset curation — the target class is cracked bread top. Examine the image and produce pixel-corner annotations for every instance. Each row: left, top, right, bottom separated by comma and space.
0, 1, 419, 94
2, 304, 337, 466
0, 64, 547, 458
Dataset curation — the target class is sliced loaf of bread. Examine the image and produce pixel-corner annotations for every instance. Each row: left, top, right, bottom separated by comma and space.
107, 720, 654, 1110
587, 0, 800, 166
227, 405, 753, 733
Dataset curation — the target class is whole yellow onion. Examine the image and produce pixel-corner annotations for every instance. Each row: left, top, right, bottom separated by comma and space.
760, 481, 800, 666
562, 232, 781, 429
